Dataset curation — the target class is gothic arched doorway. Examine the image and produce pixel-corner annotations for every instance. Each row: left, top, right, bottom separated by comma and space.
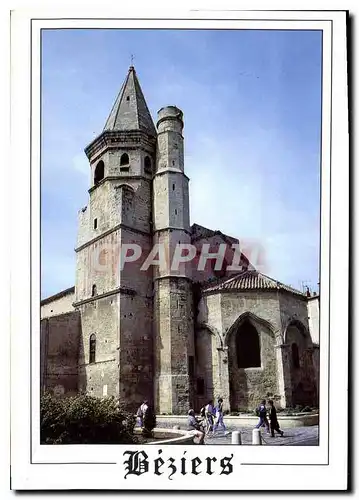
226, 313, 277, 411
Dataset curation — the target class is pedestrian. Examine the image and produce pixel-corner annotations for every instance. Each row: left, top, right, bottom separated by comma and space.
136, 399, 149, 429
255, 399, 270, 433
135, 405, 143, 428
187, 409, 205, 444
213, 397, 227, 434
268, 399, 284, 437
204, 400, 215, 434
142, 401, 156, 436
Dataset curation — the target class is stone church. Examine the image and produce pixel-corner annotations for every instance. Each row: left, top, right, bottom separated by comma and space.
40, 66, 320, 414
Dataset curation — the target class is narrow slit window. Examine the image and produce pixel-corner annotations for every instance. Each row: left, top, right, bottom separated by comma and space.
89, 334, 96, 364
94, 218, 97, 229
92, 284, 97, 297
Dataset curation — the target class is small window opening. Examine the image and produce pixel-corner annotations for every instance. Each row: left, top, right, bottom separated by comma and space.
144, 156, 152, 174
89, 334, 96, 364
175, 209, 177, 215
120, 153, 129, 171
172, 160, 175, 166
94, 160, 104, 185
126, 96, 130, 101
172, 183, 175, 190
94, 218, 97, 229
92, 284, 97, 297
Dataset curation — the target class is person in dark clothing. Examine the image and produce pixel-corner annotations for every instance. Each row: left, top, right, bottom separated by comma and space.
255, 399, 270, 433
268, 399, 284, 437
187, 409, 205, 444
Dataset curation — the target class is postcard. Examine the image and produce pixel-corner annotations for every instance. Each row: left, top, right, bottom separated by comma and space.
9, 6, 349, 491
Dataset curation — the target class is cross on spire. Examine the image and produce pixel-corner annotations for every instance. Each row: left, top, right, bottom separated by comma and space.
130, 54, 134, 66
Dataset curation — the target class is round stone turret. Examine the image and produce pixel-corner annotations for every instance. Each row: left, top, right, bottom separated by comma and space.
157, 106, 184, 134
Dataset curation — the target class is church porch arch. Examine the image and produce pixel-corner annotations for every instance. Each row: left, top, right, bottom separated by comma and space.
225, 312, 279, 411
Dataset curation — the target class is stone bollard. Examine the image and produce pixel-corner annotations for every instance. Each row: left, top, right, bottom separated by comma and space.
231, 431, 242, 445
252, 428, 262, 445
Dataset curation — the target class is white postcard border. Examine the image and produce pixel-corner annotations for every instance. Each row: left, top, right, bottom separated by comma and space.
10, 9, 348, 490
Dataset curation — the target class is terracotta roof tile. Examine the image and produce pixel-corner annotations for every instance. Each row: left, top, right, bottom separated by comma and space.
202, 270, 305, 297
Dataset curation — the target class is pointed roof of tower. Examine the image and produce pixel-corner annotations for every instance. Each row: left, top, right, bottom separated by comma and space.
103, 66, 156, 137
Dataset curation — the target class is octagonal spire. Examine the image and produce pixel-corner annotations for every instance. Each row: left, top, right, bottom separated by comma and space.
103, 66, 156, 137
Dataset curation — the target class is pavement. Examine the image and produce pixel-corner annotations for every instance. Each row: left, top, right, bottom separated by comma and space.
204, 425, 319, 446
158, 420, 319, 446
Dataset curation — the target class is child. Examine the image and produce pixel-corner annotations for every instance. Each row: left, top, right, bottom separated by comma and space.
268, 399, 284, 437
213, 397, 227, 434
255, 399, 270, 433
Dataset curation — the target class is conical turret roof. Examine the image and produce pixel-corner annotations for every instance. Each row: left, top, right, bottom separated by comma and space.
103, 66, 156, 137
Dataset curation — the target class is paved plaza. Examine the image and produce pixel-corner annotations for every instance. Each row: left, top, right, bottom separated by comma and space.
158, 419, 319, 446
204, 425, 319, 446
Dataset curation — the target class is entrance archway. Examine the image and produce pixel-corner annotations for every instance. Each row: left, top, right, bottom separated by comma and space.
226, 313, 276, 411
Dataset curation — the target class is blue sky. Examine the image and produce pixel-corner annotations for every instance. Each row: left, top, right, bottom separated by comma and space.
41, 29, 322, 298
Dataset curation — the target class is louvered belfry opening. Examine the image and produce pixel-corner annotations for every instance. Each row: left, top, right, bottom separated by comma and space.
94, 160, 104, 184
235, 320, 261, 368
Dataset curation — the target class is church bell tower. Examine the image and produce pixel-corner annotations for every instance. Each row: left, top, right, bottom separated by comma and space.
75, 66, 156, 408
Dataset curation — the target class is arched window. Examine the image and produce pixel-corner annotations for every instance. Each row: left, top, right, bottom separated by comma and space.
89, 334, 96, 364
235, 320, 261, 368
91, 284, 97, 297
291, 342, 300, 368
144, 156, 152, 174
120, 153, 129, 166
94, 160, 104, 184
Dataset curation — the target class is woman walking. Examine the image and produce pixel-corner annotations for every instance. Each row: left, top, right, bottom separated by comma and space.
213, 398, 227, 434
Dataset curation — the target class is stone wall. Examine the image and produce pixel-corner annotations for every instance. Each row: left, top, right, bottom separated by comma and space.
154, 277, 195, 414
197, 290, 282, 410
280, 293, 318, 407
41, 288, 75, 319
77, 296, 120, 399
119, 292, 154, 410
40, 311, 81, 396
196, 290, 318, 410
307, 295, 320, 344
191, 233, 244, 284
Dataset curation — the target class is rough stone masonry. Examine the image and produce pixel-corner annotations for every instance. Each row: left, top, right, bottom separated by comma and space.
40, 66, 320, 414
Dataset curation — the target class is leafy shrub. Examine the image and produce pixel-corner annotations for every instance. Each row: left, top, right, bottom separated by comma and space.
41, 392, 137, 444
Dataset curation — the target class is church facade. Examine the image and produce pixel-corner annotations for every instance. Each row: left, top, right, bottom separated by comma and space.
40, 66, 320, 414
